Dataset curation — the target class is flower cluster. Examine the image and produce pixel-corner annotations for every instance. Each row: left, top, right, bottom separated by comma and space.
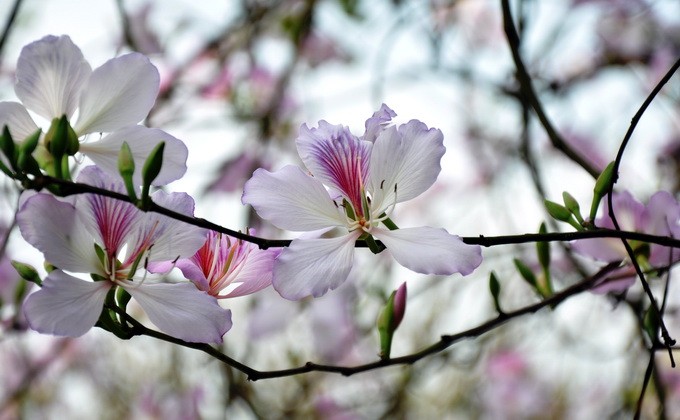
3, 35, 483, 343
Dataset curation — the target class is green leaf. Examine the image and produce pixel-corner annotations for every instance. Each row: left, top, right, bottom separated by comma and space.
513, 258, 537, 287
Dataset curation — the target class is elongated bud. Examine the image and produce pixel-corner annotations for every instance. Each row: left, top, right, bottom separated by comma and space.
513, 258, 536, 287
118, 142, 138, 202
489, 272, 503, 314
544, 200, 572, 222
45, 116, 69, 157
142, 141, 165, 188
11, 260, 42, 286
589, 161, 616, 222
536, 223, 550, 270
377, 282, 407, 360
562, 191, 584, 224
0, 126, 16, 169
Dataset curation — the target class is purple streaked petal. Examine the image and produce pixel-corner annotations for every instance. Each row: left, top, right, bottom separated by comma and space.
273, 232, 359, 300
0, 102, 40, 142
23, 271, 110, 337
75, 53, 159, 134
75, 166, 141, 255
242, 165, 347, 231
79, 126, 188, 185
363, 103, 396, 143
296, 121, 371, 212
222, 247, 278, 297
15, 35, 91, 121
122, 281, 232, 343
129, 190, 206, 263
368, 121, 445, 212
17, 193, 102, 274
372, 226, 482, 276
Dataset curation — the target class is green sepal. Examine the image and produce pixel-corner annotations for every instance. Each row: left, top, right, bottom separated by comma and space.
17, 150, 41, 176
94, 243, 107, 268
364, 233, 385, 254
116, 287, 132, 312
11, 260, 42, 286
118, 142, 138, 203
140, 142, 165, 209
20, 129, 42, 155
43, 261, 56, 273
91, 273, 108, 282
489, 271, 503, 314
377, 290, 397, 360
343, 198, 356, 221
45, 116, 68, 158
0, 159, 13, 178
380, 214, 399, 231
0, 125, 16, 169
513, 258, 537, 287
589, 161, 616, 222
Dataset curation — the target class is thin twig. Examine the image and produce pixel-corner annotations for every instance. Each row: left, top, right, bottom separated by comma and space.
108, 263, 619, 380
0, 0, 23, 69
500, 0, 599, 179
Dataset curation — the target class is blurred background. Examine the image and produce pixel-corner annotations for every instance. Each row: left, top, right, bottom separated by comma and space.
1, 0, 680, 418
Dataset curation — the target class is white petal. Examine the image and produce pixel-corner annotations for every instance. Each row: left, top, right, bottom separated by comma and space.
123, 281, 232, 343
128, 190, 206, 263
368, 121, 445, 211
372, 227, 482, 276
17, 193, 102, 274
79, 126, 188, 185
15, 35, 91, 120
223, 248, 277, 298
242, 165, 347, 231
273, 232, 359, 300
75, 53, 160, 134
23, 271, 110, 337
0, 102, 39, 142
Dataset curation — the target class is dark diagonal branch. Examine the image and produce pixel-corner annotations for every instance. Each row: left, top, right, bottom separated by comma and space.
108, 263, 620, 380
0, 0, 22, 68
25, 174, 680, 251
500, 0, 600, 179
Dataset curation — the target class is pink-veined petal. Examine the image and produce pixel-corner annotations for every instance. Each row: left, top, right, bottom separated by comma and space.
17, 193, 102, 274
122, 281, 232, 343
273, 232, 359, 300
368, 121, 445, 211
75, 53, 159, 134
128, 190, 206, 264
23, 271, 110, 337
223, 248, 278, 298
242, 165, 347, 231
372, 226, 482, 276
296, 121, 372, 212
0, 102, 40, 142
15, 35, 91, 120
79, 125, 188, 185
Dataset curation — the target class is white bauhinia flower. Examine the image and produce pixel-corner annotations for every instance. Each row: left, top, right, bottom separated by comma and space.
0, 35, 186, 184
242, 105, 483, 299
17, 166, 231, 343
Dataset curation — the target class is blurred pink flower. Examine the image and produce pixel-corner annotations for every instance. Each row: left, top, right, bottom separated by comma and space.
573, 190, 680, 292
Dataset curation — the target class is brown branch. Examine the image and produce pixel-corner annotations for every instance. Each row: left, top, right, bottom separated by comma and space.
500, 0, 600, 179
23, 174, 680, 252
107, 263, 620, 381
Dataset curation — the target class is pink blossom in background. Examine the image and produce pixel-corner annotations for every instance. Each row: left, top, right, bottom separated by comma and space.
572, 190, 680, 292
243, 104, 483, 299
0, 35, 187, 185
18, 166, 231, 343
481, 350, 551, 419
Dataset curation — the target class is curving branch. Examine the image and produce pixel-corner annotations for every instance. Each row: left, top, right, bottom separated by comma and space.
108, 263, 621, 381
500, 0, 600, 179
22, 173, 680, 251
